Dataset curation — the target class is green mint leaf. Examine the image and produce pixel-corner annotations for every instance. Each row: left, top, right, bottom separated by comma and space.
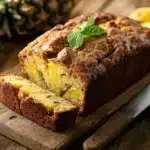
79, 16, 95, 31
80, 22, 88, 31
81, 25, 106, 37
68, 17, 107, 49
86, 16, 95, 26
67, 32, 84, 49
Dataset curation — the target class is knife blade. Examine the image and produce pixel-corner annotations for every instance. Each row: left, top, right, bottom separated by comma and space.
83, 84, 150, 150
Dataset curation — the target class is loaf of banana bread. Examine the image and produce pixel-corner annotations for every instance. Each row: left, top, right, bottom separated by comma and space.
0, 74, 78, 131
19, 12, 150, 115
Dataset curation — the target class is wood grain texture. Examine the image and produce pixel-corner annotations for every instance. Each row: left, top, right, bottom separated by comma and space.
105, 107, 150, 150
0, 105, 28, 150
0, 73, 149, 150
72, 0, 150, 16
0, 135, 28, 150
83, 85, 150, 150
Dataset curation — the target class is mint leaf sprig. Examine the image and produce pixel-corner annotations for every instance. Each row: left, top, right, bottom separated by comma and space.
68, 32, 84, 49
80, 17, 95, 31
67, 17, 107, 49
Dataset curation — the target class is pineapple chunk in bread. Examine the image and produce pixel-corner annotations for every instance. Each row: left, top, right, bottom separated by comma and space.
0, 74, 78, 131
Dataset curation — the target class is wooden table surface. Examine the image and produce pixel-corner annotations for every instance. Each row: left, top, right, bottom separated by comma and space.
1, 0, 150, 149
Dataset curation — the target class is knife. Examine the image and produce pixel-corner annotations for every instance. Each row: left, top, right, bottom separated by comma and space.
83, 84, 150, 150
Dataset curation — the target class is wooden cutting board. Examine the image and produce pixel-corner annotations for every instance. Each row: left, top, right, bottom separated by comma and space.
0, 73, 149, 150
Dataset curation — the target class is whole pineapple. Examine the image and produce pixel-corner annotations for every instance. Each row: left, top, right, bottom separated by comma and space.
0, 0, 74, 37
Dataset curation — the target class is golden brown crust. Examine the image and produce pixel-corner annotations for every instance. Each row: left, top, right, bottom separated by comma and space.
18, 12, 116, 59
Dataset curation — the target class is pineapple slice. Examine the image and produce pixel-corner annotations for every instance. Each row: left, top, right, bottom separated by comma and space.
129, 7, 150, 23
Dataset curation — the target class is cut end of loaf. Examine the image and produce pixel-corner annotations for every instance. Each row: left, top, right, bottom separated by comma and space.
20, 53, 84, 112
0, 74, 78, 131
48, 61, 84, 107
